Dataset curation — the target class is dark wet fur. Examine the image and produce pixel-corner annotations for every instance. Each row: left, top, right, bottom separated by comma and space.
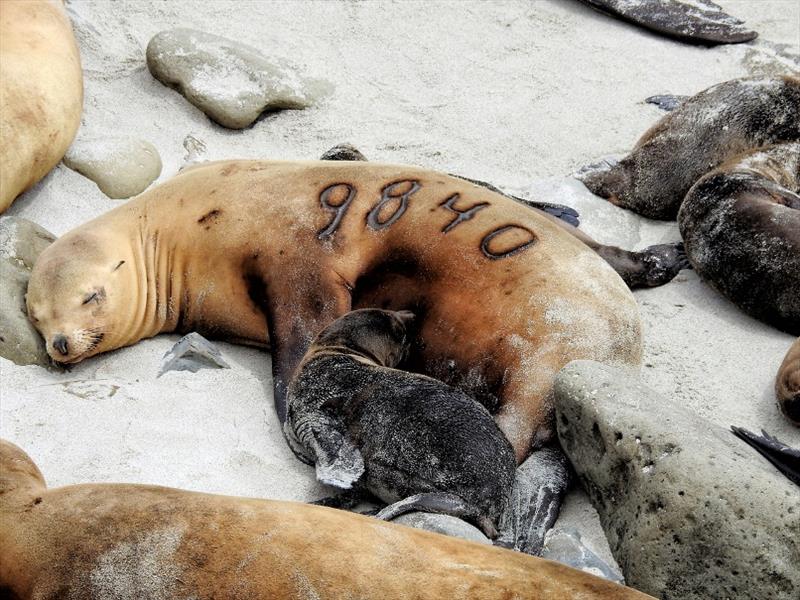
286, 310, 516, 536
678, 144, 800, 334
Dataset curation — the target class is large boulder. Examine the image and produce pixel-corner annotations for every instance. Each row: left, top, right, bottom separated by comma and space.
146, 28, 332, 129
554, 360, 800, 600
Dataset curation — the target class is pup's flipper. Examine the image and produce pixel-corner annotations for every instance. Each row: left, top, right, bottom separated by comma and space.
731, 426, 800, 486
645, 94, 689, 111
376, 492, 498, 539
496, 446, 570, 556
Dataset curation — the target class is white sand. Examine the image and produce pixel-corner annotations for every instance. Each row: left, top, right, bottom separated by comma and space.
2, 0, 798, 570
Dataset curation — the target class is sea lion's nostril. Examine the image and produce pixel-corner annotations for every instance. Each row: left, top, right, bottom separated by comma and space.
53, 335, 68, 356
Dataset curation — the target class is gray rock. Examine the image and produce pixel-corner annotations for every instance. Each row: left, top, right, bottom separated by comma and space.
146, 28, 332, 129
554, 360, 800, 600
541, 527, 624, 585
158, 332, 230, 377
64, 136, 162, 199
389, 511, 491, 545
0, 217, 56, 367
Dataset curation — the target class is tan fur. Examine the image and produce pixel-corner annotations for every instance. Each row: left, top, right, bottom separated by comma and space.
0, 0, 83, 212
26, 160, 642, 461
776, 337, 800, 426
0, 439, 654, 600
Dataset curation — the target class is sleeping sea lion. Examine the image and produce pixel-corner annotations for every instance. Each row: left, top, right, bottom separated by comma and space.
0, 0, 83, 212
26, 159, 644, 465
579, 75, 800, 220
677, 142, 800, 334
285, 308, 516, 539
0, 439, 654, 599
776, 337, 800, 426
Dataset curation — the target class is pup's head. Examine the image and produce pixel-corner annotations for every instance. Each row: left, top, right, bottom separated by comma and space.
26, 232, 133, 364
313, 308, 416, 367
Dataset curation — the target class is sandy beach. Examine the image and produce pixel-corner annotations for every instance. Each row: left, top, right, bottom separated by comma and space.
2, 0, 799, 571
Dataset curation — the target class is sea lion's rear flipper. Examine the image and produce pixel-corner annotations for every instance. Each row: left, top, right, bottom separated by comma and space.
311, 489, 366, 510
645, 94, 689, 112
577, 0, 757, 45
496, 446, 570, 556
449, 173, 581, 227
376, 492, 498, 539
731, 426, 800, 486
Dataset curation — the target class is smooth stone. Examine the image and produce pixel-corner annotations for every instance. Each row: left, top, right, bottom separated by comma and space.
158, 332, 231, 377
0, 217, 55, 367
541, 527, 624, 585
146, 28, 332, 129
554, 360, 800, 600
63, 136, 162, 199
389, 512, 491, 545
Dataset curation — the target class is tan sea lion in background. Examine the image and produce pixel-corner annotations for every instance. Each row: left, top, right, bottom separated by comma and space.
0, 0, 83, 212
776, 337, 800, 426
0, 440, 654, 600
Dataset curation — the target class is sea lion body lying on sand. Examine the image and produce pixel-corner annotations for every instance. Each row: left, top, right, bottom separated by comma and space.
776, 337, 800, 426
26, 160, 644, 464
0, 439, 655, 599
286, 308, 516, 538
0, 0, 83, 212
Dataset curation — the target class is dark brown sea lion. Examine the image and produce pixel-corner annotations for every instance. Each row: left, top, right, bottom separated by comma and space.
580, 75, 800, 220
285, 308, 516, 539
576, 0, 757, 45
678, 142, 800, 334
776, 337, 800, 425
0, 439, 657, 600
0, 0, 83, 212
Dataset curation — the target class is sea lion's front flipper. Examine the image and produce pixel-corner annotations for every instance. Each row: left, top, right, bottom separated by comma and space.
731, 426, 800, 486
304, 413, 365, 489
376, 492, 498, 539
496, 446, 570, 556
645, 94, 689, 112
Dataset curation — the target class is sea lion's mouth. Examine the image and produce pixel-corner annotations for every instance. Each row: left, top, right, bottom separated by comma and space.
50, 330, 105, 364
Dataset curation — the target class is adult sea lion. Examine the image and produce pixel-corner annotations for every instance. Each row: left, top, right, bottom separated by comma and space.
0, 0, 83, 212
678, 142, 800, 334
286, 308, 516, 539
0, 439, 654, 599
776, 337, 800, 426
26, 159, 643, 466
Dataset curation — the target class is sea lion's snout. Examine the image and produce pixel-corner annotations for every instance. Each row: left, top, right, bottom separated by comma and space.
52, 334, 68, 356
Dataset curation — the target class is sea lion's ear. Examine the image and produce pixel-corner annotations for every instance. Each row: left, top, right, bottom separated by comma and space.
112, 260, 126, 271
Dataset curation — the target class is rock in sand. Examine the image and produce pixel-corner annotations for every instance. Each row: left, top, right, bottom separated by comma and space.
159, 332, 230, 377
554, 360, 800, 600
64, 136, 162, 199
0, 217, 55, 367
146, 28, 332, 129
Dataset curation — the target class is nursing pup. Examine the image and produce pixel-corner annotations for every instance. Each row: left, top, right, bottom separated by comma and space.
285, 309, 516, 538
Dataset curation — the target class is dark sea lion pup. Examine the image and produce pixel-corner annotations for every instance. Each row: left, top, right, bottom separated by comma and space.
285, 308, 516, 538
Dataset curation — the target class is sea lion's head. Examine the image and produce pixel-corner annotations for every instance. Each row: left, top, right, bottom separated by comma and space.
26, 231, 135, 364
0, 439, 46, 498
313, 308, 416, 368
